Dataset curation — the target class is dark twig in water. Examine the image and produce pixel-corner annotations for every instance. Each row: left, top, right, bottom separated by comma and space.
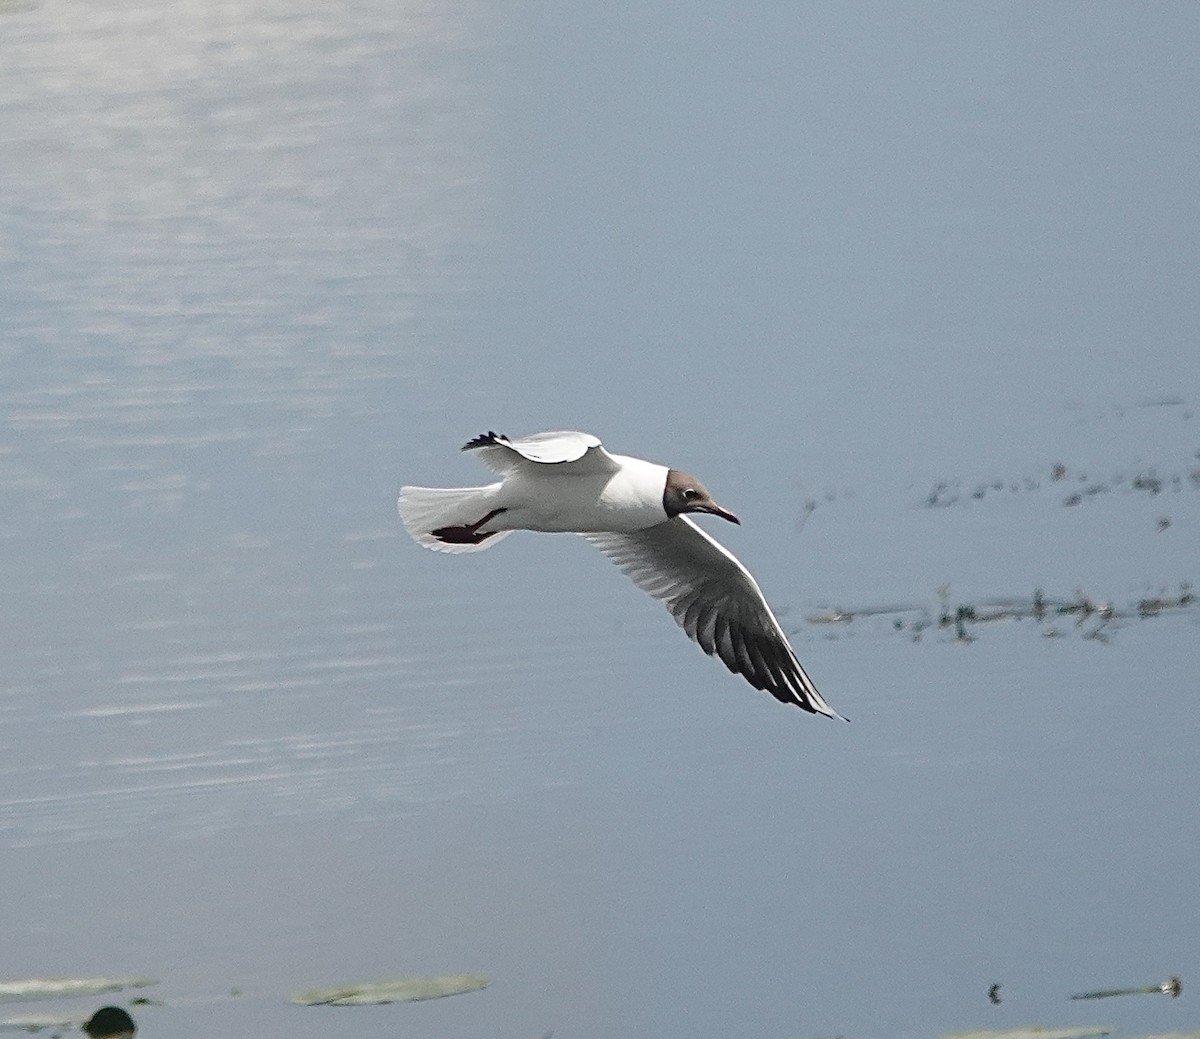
921, 443, 1200, 518
807, 583, 1195, 643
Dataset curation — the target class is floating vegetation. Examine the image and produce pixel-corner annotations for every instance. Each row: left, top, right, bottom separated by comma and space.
1111, 1034, 1200, 1039
0, 978, 156, 1005
292, 974, 490, 1006
1071, 975, 1182, 1001
943, 1029, 1111, 1039
923, 457, 1200, 511
0, 1012, 81, 1033
0, 1005, 137, 1036
808, 584, 1195, 643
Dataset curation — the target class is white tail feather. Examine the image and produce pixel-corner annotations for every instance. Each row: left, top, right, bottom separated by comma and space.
397, 485, 512, 554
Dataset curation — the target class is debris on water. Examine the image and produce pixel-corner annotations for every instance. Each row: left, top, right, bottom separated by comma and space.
1063, 482, 1111, 506
927, 479, 958, 507
988, 983, 1002, 1005
1139, 584, 1194, 617
922, 445, 1200, 511
806, 583, 1195, 643
1071, 975, 1181, 1001
1136, 396, 1187, 408
942, 1028, 1111, 1039
0, 1004, 138, 1036
1132, 470, 1164, 495
0, 1011, 81, 1033
292, 974, 490, 1006
0, 978, 157, 1005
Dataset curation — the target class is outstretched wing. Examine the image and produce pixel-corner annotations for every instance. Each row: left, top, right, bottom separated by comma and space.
463, 430, 619, 476
582, 517, 845, 719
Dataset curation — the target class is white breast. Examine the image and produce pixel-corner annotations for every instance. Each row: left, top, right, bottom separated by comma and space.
596, 456, 671, 531
498, 456, 669, 534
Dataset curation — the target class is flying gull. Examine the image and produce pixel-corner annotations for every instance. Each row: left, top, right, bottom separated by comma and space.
398, 431, 844, 719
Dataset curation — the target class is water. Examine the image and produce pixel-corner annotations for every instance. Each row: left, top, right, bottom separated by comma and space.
2, 2, 1198, 1037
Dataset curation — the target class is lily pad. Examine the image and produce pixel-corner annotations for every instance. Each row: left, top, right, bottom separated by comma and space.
0, 1013, 80, 1034
0, 978, 156, 1005
292, 974, 489, 1006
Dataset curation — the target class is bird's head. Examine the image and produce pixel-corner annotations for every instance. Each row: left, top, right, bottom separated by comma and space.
663, 469, 741, 524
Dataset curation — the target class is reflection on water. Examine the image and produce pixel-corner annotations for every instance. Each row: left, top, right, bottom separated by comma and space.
1, 1, 495, 438
0, 0, 524, 853
2, 3, 1199, 1039
0, 557, 615, 846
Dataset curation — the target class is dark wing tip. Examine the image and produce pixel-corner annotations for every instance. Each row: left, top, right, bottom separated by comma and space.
703, 623, 837, 717
745, 638, 848, 720
462, 431, 508, 452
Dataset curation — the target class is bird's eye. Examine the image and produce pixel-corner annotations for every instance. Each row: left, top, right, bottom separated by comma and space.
682, 488, 701, 501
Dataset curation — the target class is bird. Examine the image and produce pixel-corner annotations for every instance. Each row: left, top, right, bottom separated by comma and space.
398, 431, 844, 719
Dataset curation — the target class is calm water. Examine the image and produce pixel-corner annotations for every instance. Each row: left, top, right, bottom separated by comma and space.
2, 2, 1198, 1037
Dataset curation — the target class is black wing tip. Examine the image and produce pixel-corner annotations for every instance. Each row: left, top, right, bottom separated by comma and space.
764, 683, 849, 721
695, 629, 847, 720
796, 694, 849, 722
720, 653, 848, 720
788, 696, 849, 721
755, 661, 847, 720
462, 431, 509, 452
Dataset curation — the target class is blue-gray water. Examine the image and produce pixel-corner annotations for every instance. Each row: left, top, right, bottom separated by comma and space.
2, 3, 1198, 1037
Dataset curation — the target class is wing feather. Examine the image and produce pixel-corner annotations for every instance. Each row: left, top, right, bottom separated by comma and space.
695, 608, 719, 656
681, 596, 707, 640
463, 430, 618, 475
583, 517, 845, 719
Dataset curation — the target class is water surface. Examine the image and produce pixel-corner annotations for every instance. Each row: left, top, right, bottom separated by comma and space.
2, 3, 1198, 1037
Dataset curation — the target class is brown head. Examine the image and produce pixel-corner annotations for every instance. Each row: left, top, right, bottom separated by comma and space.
662, 469, 740, 524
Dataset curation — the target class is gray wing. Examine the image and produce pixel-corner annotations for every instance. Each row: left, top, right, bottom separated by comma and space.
582, 517, 845, 719
463, 430, 619, 475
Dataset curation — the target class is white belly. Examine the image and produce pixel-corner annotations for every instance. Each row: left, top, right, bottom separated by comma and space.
496, 459, 669, 534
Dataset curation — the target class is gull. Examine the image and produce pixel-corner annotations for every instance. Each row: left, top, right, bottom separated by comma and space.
398, 431, 843, 719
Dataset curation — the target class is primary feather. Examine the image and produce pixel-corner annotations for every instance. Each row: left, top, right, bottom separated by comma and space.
583, 518, 844, 718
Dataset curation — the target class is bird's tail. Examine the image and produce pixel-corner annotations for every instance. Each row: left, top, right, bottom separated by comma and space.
397, 485, 512, 554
